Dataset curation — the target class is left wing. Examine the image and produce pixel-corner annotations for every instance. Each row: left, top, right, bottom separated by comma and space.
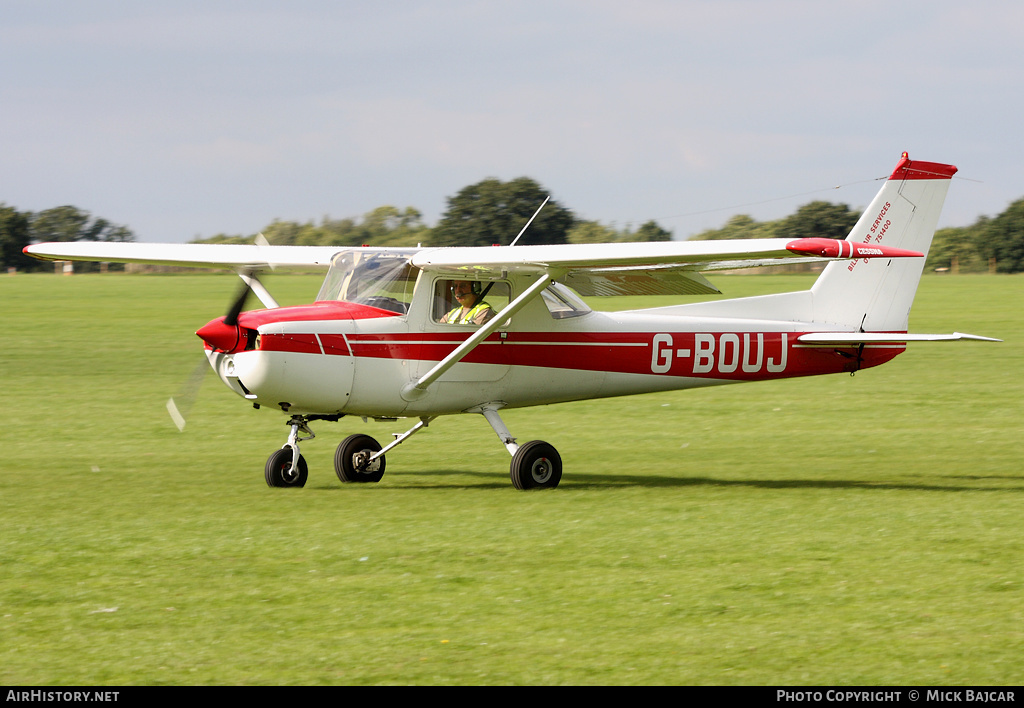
23, 241, 342, 270
411, 238, 921, 296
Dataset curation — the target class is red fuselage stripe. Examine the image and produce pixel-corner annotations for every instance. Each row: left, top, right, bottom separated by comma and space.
257, 331, 903, 379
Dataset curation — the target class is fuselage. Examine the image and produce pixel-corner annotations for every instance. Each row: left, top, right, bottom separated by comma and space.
200, 251, 902, 419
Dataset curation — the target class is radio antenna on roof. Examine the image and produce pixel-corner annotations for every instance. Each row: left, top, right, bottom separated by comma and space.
509, 196, 550, 247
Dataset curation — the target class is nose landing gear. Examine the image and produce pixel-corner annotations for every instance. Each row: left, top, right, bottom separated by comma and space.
265, 448, 308, 487
264, 415, 315, 488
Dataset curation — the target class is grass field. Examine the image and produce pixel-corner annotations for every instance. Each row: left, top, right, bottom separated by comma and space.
1, 271, 1021, 685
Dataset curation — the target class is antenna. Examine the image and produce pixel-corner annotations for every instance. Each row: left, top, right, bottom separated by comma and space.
509, 196, 550, 247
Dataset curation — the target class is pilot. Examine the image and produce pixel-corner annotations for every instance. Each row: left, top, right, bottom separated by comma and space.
441, 280, 495, 325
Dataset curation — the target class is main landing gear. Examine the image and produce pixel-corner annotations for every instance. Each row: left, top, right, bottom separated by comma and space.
475, 405, 562, 490
263, 408, 562, 490
334, 434, 385, 483
509, 440, 562, 490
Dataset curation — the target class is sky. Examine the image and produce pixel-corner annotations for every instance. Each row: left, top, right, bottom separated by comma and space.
3, 0, 1023, 243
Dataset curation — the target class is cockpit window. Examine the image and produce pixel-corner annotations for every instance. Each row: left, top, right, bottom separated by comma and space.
316, 249, 419, 314
433, 279, 511, 325
541, 282, 592, 319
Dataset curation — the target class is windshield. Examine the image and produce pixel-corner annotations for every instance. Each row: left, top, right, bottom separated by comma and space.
316, 249, 420, 314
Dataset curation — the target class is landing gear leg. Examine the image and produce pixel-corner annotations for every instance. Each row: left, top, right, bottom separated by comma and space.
474, 404, 562, 490
265, 416, 314, 488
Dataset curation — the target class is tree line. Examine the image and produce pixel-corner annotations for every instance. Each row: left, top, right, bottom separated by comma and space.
1, 204, 135, 272
691, 198, 1024, 274
6, 177, 1024, 273
925, 198, 1024, 273
193, 177, 673, 249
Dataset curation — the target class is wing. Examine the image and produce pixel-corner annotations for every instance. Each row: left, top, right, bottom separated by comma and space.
411, 238, 921, 296
26, 236, 919, 292
23, 241, 342, 270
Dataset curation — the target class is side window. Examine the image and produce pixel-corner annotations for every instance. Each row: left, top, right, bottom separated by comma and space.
433, 279, 511, 325
541, 283, 592, 319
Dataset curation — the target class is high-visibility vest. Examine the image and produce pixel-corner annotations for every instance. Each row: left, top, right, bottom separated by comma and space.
444, 301, 492, 325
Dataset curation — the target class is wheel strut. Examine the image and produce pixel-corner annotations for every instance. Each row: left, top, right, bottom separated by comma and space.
370, 416, 436, 462
473, 403, 519, 455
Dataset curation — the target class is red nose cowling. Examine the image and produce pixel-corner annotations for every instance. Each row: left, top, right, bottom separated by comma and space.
195, 301, 404, 353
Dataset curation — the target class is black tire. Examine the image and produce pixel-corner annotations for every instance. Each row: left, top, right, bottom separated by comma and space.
265, 448, 308, 488
510, 440, 562, 490
335, 434, 385, 483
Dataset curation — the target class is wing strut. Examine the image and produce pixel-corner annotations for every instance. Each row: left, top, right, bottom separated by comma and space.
237, 271, 280, 310
400, 273, 557, 401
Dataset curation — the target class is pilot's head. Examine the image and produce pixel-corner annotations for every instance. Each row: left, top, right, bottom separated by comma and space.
451, 280, 481, 307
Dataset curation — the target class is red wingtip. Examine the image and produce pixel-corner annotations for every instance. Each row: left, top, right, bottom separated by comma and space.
786, 238, 842, 258
786, 238, 922, 259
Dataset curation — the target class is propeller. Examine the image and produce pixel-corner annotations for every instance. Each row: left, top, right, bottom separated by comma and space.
223, 275, 253, 327
226, 233, 274, 326
168, 235, 277, 431
166, 358, 210, 432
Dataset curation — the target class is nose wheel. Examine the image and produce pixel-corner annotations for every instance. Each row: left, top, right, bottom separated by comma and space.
265, 415, 314, 488
265, 448, 308, 487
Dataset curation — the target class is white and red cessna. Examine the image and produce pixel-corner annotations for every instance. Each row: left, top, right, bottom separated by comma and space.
26, 153, 997, 490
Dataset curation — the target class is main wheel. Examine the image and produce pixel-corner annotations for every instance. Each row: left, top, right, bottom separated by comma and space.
510, 440, 562, 490
265, 448, 308, 488
335, 434, 386, 483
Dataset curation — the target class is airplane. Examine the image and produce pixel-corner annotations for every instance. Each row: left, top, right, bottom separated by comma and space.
24, 152, 998, 490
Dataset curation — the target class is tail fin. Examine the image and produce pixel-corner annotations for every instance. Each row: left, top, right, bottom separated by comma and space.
810, 153, 957, 331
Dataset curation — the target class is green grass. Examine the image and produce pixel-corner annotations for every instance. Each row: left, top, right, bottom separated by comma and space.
1, 272, 1022, 685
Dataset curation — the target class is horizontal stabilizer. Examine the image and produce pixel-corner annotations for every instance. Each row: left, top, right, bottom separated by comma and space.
798, 332, 1002, 344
